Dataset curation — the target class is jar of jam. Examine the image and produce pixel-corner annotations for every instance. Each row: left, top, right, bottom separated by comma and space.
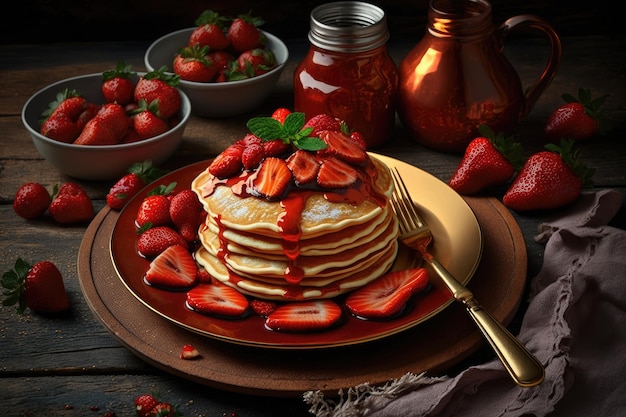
293, 1, 399, 148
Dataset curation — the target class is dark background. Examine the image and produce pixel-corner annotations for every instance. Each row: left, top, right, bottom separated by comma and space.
1, 0, 620, 45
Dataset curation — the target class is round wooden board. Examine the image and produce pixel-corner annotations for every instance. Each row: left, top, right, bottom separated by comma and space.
77, 196, 527, 398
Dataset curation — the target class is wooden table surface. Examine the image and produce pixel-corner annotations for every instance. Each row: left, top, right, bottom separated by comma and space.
1, 34, 625, 416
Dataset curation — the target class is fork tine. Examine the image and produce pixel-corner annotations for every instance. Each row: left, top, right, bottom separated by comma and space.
391, 167, 422, 232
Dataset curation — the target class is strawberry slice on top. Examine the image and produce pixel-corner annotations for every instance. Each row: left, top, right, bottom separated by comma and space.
144, 244, 198, 289
345, 267, 429, 320
265, 300, 343, 333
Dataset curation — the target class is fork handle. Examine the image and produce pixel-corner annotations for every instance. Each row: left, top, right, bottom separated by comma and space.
427, 256, 545, 387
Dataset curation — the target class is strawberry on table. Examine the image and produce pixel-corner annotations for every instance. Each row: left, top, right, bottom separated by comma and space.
49, 182, 94, 225
2, 258, 71, 314
180, 344, 200, 360
544, 87, 610, 142
265, 300, 343, 332
189, 9, 230, 50
186, 282, 249, 317
448, 124, 524, 195
144, 244, 198, 289
134, 394, 160, 417
228, 12, 266, 53
106, 160, 169, 210
345, 268, 429, 319
101, 61, 136, 105
503, 139, 595, 211
13, 182, 51, 220
134, 66, 182, 119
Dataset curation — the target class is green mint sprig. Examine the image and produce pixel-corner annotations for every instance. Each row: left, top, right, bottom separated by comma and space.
246, 112, 328, 151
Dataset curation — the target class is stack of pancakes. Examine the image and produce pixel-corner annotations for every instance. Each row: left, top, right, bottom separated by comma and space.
191, 156, 399, 301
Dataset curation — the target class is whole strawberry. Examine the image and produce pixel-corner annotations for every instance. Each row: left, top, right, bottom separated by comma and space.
134, 66, 182, 119
448, 125, 523, 195
544, 88, 609, 142
173, 44, 220, 83
13, 182, 51, 220
503, 139, 595, 211
102, 61, 136, 105
134, 394, 159, 417
189, 9, 230, 50
106, 160, 169, 210
2, 258, 71, 314
169, 189, 203, 243
228, 13, 266, 53
49, 182, 95, 225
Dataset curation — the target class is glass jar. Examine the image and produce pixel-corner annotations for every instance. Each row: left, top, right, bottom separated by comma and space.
293, 1, 399, 148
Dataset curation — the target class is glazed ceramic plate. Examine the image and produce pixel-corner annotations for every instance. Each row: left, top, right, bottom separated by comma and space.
110, 154, 482, 349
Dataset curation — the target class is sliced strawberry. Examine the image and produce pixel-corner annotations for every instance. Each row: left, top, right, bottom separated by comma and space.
144, 244, 197, 289
265, 300, 342, 332
318, 130, 367, 165
137, 226, 188, 258
186, 282, 249, 317
286, 149, 320, 185
316, 156, 357, 189
345, 267, 429, 319
251, 157, 291, 199
180, 344, 200, 360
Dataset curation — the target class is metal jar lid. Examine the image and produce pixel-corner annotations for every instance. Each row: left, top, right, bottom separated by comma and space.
308, 1, 390, 53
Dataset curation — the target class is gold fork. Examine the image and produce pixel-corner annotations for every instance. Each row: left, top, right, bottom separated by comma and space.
390, 167, 545, 387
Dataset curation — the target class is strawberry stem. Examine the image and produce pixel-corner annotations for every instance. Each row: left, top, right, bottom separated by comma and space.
545, 138, 595, 187
1, 258, 32, 314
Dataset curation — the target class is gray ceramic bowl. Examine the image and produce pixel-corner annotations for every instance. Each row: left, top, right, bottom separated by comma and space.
145, 28, 288, 118
22, 73, 191, 181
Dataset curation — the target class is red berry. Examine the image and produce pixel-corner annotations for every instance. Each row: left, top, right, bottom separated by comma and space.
13, 182, 51, 220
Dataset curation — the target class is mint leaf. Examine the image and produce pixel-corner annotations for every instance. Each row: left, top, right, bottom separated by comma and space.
295, 136, 328, 151
283, 112, 305, 135
247, 117, 285, 141
246, 112, 328, 151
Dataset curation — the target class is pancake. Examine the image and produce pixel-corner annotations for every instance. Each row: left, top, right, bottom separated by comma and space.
191, 150, 398, 301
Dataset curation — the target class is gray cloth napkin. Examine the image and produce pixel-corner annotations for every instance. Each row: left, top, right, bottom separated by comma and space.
304, 189, 625, 417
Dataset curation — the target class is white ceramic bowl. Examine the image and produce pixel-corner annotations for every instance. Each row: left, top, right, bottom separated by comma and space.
22, 73, 191, 181
145, 28, 288, 118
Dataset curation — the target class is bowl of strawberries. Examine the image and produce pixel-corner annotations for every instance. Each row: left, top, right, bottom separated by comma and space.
144, 10, 288, 118
21, 68, 191, 180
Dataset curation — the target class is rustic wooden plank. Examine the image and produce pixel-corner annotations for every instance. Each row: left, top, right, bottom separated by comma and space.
1, 374, 312, 416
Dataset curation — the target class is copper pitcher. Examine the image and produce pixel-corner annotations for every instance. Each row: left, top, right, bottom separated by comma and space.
397, 0, 562, 152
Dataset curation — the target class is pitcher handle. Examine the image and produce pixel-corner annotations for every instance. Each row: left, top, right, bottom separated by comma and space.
497, 15, 562, 119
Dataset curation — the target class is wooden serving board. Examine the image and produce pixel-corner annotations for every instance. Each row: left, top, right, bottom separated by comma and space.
77, 196, 526, 398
